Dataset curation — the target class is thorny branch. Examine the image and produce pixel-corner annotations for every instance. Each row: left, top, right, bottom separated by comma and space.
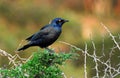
84, 43, 87, 78
0, 49, 17, 67
0, 49, 28, 67
60, 23, 120, 78
101, 23, 120, 51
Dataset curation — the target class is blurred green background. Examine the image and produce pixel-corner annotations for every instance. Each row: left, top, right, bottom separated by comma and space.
0, 0, 120, 78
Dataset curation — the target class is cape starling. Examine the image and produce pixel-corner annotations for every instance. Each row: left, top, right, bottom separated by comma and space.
18, 18, 68, 51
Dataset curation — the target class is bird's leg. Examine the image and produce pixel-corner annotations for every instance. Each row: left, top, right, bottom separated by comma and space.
45, 47, 55, 66
45, 47, 55, 53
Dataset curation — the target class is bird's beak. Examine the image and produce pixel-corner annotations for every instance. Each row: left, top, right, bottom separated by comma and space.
64, 19, 69, 22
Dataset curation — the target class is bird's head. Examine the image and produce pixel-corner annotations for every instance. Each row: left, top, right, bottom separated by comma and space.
51, 18, 69, 27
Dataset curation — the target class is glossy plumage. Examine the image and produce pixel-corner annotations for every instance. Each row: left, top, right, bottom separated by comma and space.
18, 18, 68, 51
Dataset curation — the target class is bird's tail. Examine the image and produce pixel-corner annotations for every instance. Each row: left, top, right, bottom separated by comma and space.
17, 44, 31, 51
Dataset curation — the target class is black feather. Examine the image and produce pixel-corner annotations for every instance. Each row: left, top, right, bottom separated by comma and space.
26, 34, 34, 41
17, 18, 68, 51
17, 44, 31, 51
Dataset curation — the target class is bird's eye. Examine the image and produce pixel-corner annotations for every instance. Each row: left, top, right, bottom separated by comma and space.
56, 19, 64, 24
58, 20, 61, 22
58, 20, 64, 22
56, 20, 61, 24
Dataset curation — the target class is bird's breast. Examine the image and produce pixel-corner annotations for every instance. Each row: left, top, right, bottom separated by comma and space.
48, 29, 61, 39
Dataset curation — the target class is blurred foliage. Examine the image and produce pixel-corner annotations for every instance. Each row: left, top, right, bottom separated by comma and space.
0, 49, 75, 78
0, 1, 55, 25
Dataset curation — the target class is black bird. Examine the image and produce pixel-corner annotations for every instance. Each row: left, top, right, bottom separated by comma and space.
17, 18, 68, 51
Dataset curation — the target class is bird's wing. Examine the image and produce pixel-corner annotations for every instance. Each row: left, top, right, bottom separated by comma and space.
26, 25, 49, 41
26, 34, 34, 41
27, 25, 53, 41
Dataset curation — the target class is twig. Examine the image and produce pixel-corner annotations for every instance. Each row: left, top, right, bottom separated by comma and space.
59, 41, 84, 52
60, 41, 120, 77
84, 43, 88, 78
91, 40, 99, 78
0, 49, 17, 67
101, 23, 120, 51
